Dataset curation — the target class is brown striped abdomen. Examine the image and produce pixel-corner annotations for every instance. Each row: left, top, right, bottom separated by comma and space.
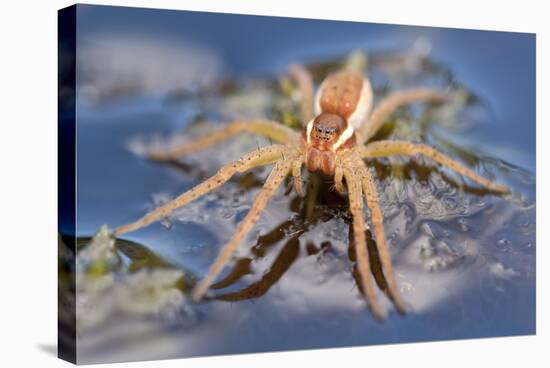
317, 71, 363, 119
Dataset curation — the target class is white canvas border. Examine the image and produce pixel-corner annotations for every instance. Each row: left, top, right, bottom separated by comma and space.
0, 1, 545, 367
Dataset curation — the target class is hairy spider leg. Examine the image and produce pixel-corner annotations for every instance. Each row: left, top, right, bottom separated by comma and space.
292, 157, 305, 196
360, 140, 509, 193
355, 158, 407, 314
113, 145, 289, 236
358, 89, 448, 143
192, 159, 293, 301
343, 164, 385, 319
334, 166, 346, 193
148, 120, 298, 161
287, 63, 315, 124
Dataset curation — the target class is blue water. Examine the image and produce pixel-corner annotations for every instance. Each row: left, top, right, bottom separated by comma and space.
76, 4, 535, 170
71, 4, 535, 364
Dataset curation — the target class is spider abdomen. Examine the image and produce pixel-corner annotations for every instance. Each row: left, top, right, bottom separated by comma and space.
314, 70, 373, 129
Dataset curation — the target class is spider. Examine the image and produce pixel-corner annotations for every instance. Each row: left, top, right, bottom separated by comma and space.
113, 63, 509, 319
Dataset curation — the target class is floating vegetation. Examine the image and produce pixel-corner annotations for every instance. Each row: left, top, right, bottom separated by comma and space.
71, 227, 198, 336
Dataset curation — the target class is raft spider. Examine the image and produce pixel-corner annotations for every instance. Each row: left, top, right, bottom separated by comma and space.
113, 63, 509, 319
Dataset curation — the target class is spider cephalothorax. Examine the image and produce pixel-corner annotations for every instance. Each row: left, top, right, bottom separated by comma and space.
304, 112, 355, 175
114, 62, 509, 319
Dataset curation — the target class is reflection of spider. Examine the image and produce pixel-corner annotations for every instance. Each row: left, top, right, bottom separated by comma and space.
114, 63, 508, 319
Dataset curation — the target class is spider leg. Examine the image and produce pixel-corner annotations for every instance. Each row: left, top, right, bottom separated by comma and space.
342, 164, 385, 319
113, 145, 289, 236
148, 120, 298, 161
287, 64, 315, 124
354, 158, 407, 314
358, 89, 447, 143
334, 166, 346, 194
291, 157, 305, 196
359, 140, 509, 193
192, 159, 293, 301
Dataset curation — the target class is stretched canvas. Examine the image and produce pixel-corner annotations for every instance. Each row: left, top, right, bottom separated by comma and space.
58, 4, 536, 364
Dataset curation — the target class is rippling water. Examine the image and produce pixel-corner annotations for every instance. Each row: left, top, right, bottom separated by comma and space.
59, 5, 535, 364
